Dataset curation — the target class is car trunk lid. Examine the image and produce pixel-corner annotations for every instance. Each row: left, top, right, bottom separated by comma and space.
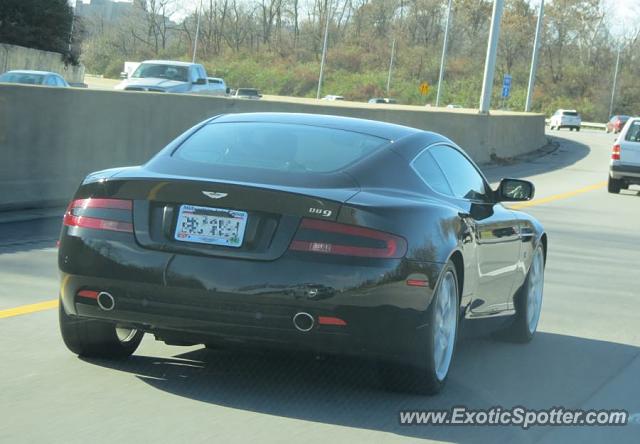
87, 171, 359, 261
620, 120, 640, 164
620, 140, 640, 164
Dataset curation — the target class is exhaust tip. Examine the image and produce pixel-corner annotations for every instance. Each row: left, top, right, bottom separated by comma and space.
97, 291, 115, 311
293, 312, 314, 332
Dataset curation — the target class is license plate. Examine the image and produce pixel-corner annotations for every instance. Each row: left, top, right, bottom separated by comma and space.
174, 205, 248, 248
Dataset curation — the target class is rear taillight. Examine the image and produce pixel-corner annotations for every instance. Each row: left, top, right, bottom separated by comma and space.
289, 218, 407, 258
63, 198, 133, 233
612, 144, 621, 161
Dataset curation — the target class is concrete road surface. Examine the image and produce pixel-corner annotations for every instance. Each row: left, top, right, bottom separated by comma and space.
1, 129, 639, 443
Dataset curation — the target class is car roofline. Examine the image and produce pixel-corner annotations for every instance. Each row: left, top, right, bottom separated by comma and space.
206, 112, 422, 141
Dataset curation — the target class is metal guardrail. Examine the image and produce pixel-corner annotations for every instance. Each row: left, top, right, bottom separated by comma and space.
545, 119, 606, 130
581, 122, 607, 130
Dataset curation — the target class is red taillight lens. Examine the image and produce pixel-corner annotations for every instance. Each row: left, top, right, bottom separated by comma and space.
63, 198, 133, 233
289, 218, 407, 258
318, 316, 347, 326
612, 144, 621, 161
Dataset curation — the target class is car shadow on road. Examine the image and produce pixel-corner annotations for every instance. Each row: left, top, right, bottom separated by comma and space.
85, 332, 639, 443
482, 135, 591, 183
617, 188, 640, 197
0, 217, 60, 254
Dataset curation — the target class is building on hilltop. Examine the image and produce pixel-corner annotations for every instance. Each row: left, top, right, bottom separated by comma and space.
74, 0, 133, 22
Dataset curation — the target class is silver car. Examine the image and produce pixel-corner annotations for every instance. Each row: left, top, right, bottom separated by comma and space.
608, 117, 640, 193
233, 88, 262, 99
0, 70, 69, 87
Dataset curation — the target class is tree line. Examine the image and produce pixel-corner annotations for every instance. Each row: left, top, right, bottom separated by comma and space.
3, 0, 638, 121
0, 0, 81, 64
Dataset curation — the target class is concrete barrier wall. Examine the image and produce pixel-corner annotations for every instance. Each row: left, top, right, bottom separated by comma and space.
0, 44, 85, 83
0, 84, 546, 210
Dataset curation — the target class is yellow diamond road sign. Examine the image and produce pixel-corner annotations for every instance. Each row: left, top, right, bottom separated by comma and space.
419, 82, 430, 95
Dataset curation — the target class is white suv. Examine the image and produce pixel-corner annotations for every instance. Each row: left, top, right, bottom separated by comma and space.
549, 109, 582, 131
608, 117, 640, 193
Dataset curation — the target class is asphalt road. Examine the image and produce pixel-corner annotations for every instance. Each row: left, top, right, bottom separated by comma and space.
1, 129, 639, 443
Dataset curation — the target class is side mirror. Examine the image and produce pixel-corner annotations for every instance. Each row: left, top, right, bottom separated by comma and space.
497, 178, 535, 202
120, 71, 128, 79
194, 78, 207, 85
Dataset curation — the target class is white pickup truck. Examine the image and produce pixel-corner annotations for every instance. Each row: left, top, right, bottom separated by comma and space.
115, 60, 212, 94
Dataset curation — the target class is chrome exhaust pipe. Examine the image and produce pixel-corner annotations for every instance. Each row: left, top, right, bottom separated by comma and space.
293, 312, 314, 332
97, 291, 115, 311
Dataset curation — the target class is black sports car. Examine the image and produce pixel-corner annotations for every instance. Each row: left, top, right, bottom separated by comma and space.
58, 113, 546, 394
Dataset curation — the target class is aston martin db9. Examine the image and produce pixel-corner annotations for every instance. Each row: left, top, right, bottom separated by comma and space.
58, 113, 546, 394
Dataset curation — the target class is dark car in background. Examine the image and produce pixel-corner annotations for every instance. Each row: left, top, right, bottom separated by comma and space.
0, 70, 69, 87
368, 98, 397, 104
606, 115, 631, 134
233, 88, 262, 99
57, 113, 547, 395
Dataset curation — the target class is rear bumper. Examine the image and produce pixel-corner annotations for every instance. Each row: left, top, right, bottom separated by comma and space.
610, 163, 640, 180
59, 232, 444, 365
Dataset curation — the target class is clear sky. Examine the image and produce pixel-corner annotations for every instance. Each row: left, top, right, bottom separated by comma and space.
605, 0, 640, 37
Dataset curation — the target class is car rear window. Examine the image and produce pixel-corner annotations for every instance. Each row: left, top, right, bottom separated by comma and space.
131, 63, 189, 82
625, 121, 640, 142
562, 111, 579, 116
174, 122, 389, 173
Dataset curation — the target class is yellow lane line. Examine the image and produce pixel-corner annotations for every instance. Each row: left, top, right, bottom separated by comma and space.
509, 181, 607, 210
0, 299, 58, 319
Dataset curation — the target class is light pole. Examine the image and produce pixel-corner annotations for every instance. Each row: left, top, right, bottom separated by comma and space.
525, 0, 544, 112
609, 45, 621, 118
192, 0, 202, 63
479, 0, 504, 114
68, 8, 75, 53
436, 0, 453, 107
316, 0, 331, 99
386, 38, 396, 96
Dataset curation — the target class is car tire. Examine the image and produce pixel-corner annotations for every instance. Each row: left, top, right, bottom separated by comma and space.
59, 301, 143, 358
576, 127, 581, 132
608, 176, 622, 194
378, 262, 459, 395
500, 245, 545, 343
